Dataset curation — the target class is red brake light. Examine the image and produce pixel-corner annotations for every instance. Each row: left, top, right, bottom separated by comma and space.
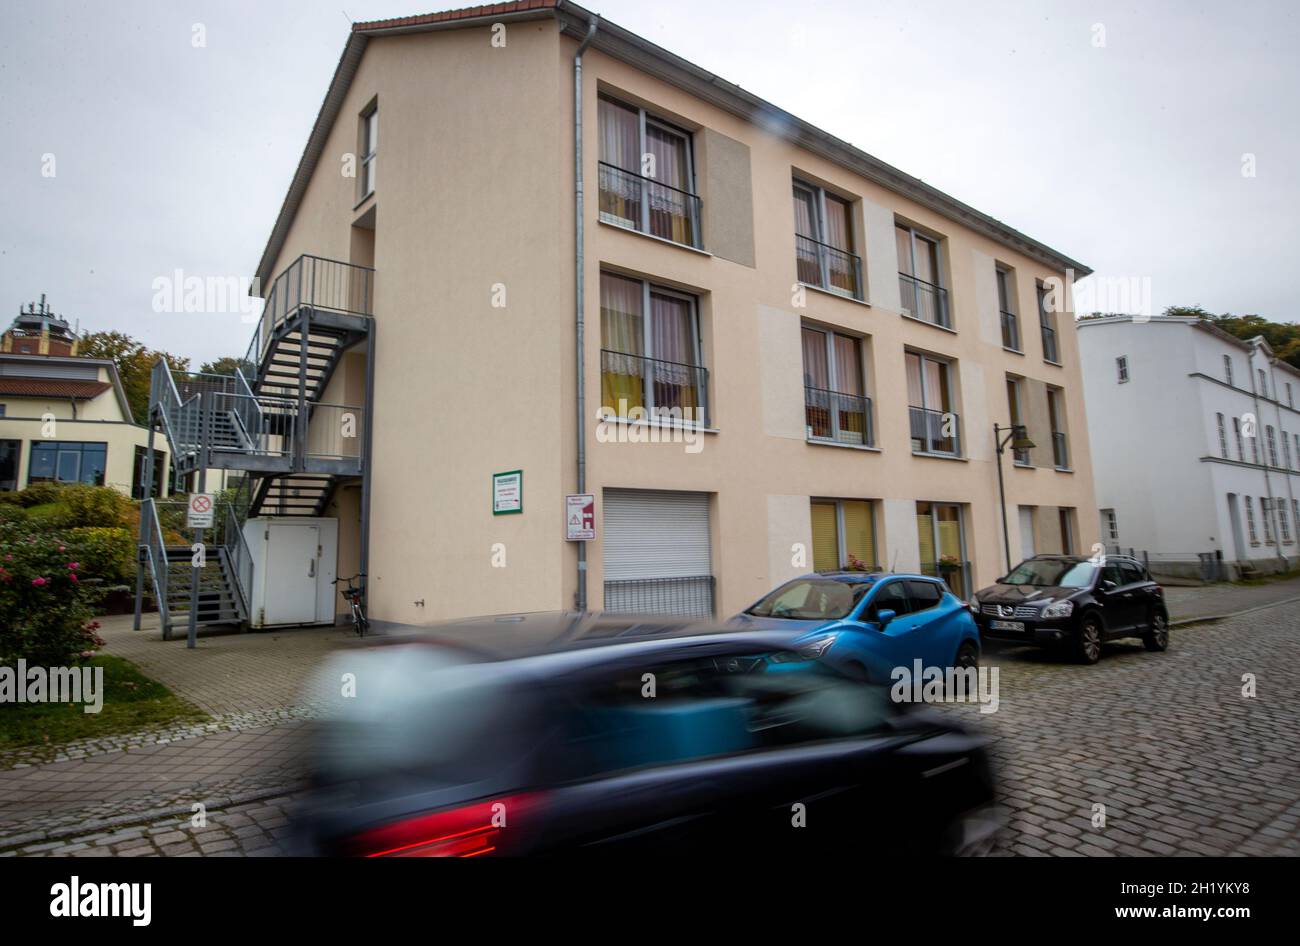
353, 793, 544, 858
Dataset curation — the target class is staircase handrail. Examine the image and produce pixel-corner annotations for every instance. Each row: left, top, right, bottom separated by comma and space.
139, 498, 170, 631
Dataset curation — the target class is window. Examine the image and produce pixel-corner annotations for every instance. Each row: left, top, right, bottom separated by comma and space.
1283, 431, 1292, 471
1115, 355, 1129, 383
131, 445, 167, 500
810, 499, 877, 571
1038, 284, 1060, 363
793, 181, 861, 299
1224, 354, 1234, 386
906, 351, 959, 456
1006, 376, 1028, 465
916, 501, 967, 597
1048, 387, 1068, 469
1294, 500, 1299, 537
1233, 417, 1245, 461
599, 272, 706, 425
597, 95, 700, 248
1119, 561, 1145, 585
1287, 382, 1294, 407
1280, 502, 1293, 545
27, 441, 106, 486
359, 104, 377, 198
1216, 413, 1228, 459
996, 267, 1020, 350
802, 327, 870, 445
1266, 425, 1278, 467
1101, 508, 1119, 544
905, 580, 944, 612
0, 439, 18, 491
896, 224, 949, 327
1251, 427, 1260, 465
1258, 368, 1268, 399
1261, 498, 1274, 544
869, 580, 912, 618
1058, 507, 1075, 554
1295, 433, 1300, 470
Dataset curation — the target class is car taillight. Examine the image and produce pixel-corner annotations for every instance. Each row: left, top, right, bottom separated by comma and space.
353, 793, 545, 858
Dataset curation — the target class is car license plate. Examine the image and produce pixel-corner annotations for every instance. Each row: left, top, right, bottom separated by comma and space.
990, 620, 1024, 632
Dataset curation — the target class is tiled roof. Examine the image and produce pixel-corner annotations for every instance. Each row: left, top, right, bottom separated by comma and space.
353, 0, 555, 32
0, 378, 112, 399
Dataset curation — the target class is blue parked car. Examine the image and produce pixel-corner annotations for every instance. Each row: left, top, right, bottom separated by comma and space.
729, 572, 981, 684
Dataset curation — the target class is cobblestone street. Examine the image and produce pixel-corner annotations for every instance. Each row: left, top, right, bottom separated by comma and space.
3, 596, 1299, 857
967, 605, 1300, 856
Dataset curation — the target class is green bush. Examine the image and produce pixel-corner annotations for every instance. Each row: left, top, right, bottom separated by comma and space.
22, 502, 71, 530
59, 484, 131, 528
0, 528, 104, 666
0, 504, 26, 527
6, 482, 63, 508
65, 527, 135, 584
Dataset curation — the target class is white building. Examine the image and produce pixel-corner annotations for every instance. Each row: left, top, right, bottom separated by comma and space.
1077, 315, 1300, 578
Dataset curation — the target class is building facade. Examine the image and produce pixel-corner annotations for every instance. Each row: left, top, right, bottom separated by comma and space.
1078, 315, 1300, 578
0, 351, 169, 496
144, 1, 1100, 631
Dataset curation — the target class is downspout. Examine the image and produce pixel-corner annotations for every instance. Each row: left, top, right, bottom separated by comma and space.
573, 15, 598, 613
1248, 347, 1282, 561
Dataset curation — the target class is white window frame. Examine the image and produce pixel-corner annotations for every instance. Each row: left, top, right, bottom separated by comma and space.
1233, 416, 1245, 461
598, 94, 698, 245
996, 267, 1020, 351
1246, 496, 1258, 544
1216, 413, 1228, 459
907, 351, 959, 456
1116, 355, 1129, 383
1267, 425, 1279, 467
1224, 354, 1234, 386
360, 104, 378, 199
1101, 508, 1119, 544
802, 324, 870, 445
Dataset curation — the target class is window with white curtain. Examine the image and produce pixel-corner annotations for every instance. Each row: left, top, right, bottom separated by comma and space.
792, 181, 861, 299
802, 326, 870, 445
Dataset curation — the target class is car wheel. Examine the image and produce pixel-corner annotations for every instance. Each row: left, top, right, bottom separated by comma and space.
1074, 615, 1103, 664
1143, 611, 1170, 652
954, 640, 979, 671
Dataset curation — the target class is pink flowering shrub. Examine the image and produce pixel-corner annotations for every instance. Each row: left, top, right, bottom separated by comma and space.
0, 527, 105, 665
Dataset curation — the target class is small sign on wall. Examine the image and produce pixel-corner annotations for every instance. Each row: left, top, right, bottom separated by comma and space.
492, 470, 523, 515
186, 492, 216, 529
565, 493, 595, 541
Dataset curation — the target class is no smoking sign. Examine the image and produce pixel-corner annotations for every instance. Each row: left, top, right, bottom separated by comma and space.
187, 493, 216, 529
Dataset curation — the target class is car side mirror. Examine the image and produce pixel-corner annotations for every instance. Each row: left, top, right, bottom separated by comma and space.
1100, 580, 1117, 593
874, 608, 897, 628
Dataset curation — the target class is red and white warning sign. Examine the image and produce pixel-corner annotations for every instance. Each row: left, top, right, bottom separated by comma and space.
565, 493, 595, 541
187, 492, 216, 529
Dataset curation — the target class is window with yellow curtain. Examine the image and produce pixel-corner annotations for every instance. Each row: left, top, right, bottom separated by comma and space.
600, 273, 645, 414
810, 502, 839, 573
811, 499, 875, 571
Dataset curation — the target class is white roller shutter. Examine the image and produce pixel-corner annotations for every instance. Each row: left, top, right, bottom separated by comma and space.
603, 488, 713, 616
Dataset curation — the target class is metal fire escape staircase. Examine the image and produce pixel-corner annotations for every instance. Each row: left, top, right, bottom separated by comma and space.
137, 255, 374, 636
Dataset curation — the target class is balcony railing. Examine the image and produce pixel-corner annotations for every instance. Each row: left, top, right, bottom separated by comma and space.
598, 161, 701, 249
909, 405, 961, 457
604, 575, 715, 618
1041, 322, 1060, 363
601, 349, 708, 426
1001, 310, 1021, 351
805, 386, 872, 447
899, 273, 951, 328
1052, 430, 1070, 469
920, 560, 971, 599
795, 234, 863, 300
241, 255, 375, 388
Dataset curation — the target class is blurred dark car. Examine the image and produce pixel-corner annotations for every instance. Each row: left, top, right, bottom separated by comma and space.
973, 554, 1169, 664
294, 612, 999, 857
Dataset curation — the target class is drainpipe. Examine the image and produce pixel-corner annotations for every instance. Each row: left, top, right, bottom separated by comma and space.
1248, 346, 1283, 561
573, 15, 598, 613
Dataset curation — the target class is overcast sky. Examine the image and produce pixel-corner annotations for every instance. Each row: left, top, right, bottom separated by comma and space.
1, 0, 1296, 365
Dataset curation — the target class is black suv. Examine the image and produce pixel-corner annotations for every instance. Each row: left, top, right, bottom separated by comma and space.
972, 554, 1169, 664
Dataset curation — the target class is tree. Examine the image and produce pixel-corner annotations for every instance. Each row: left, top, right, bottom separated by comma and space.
198, 356, 242, 376
79, 331, 189, 424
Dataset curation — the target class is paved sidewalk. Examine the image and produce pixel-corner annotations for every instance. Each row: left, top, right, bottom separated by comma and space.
1163, 573, 1300, 624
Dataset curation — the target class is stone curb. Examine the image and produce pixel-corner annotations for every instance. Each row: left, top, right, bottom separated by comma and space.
1170, 592, 1300, 629
0, 781, 306, 851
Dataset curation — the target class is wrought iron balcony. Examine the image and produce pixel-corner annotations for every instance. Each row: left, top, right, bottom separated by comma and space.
600, 349, 708, 426
805, 386, 873, 447
1052, 430, 1070, 469
1001, 310, 1021, 351
598, 161, 702, 249
899, 273, 951, 328
909, 405, 961, 457
795, 234, 863, 300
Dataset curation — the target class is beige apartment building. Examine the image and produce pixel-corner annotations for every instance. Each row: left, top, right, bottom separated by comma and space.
142, 0, 1099, 634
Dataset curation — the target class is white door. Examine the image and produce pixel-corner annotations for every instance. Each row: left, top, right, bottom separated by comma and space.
603, 489, 712, 616
1018, 506, 1036, 562
264, 521, 320, 625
